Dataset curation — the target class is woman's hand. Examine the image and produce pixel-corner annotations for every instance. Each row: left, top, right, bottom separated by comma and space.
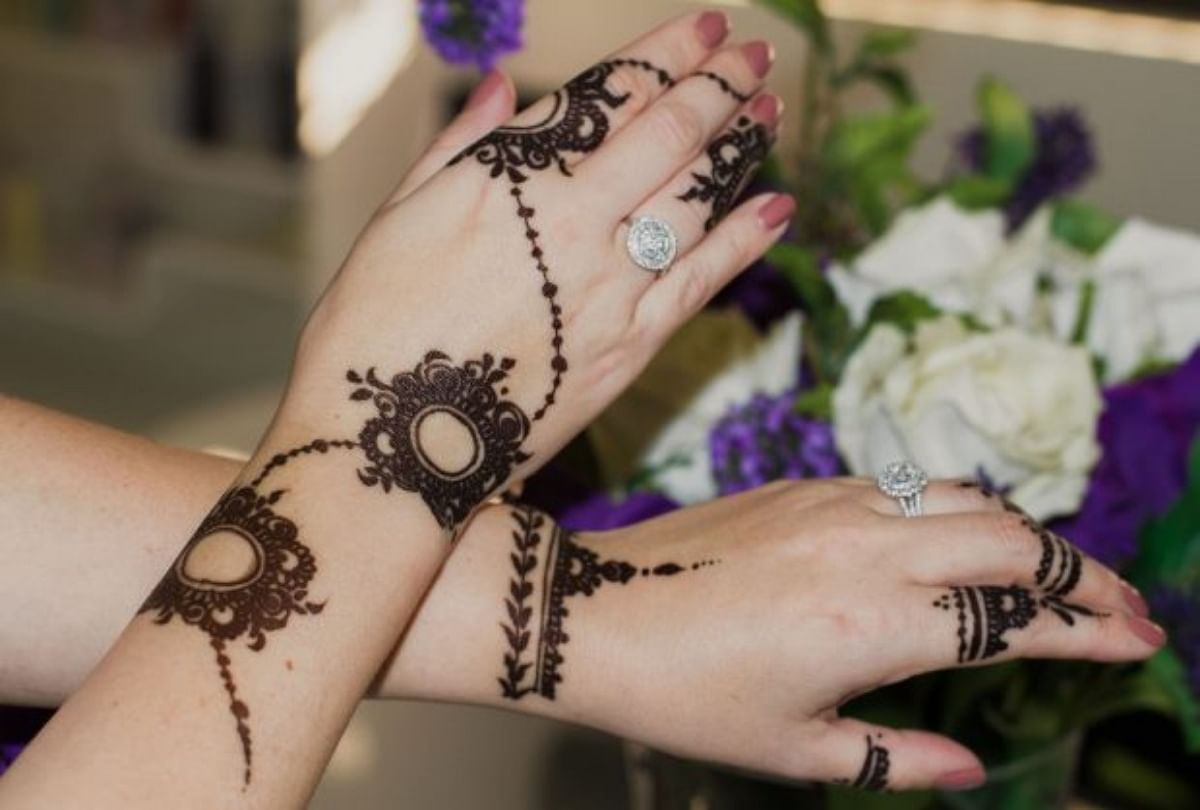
280, 11, 791, 532
387, 479, 1162, 791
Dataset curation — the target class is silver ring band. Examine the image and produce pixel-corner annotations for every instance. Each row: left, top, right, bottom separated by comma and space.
876, 460, 928, 518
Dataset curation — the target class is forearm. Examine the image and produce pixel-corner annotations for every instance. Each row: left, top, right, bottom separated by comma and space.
0, 396, 238, 705
0, 400, 449, 807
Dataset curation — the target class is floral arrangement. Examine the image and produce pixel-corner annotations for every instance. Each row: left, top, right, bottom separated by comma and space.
417, 0, 1200, 803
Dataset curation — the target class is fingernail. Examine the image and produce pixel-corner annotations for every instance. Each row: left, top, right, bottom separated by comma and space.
1121, 581, 1149, 618
758, 194, 795, 230
742, 41, 774, 78
465, 70, 506, 111
750, 93, 783, 127
696, 11, 730, 49
936, 768, 986, 792
1129, 616, 1167, 648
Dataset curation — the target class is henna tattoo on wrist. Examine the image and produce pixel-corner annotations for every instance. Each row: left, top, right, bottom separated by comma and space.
678, 115, 772, 231
139, 485, 325, 785
835, 734, 891, 791
498, 505, 719, 700
348, 354, 532, 529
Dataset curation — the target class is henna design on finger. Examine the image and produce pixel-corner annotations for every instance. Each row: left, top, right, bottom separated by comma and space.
498, 505, 719, 700
678, 115, 772, 231
692, 70, 750, 102
139, 485, 325, 785
349, 354, 532, 530
834, 734, 891, 791
934, 585, 1038, 663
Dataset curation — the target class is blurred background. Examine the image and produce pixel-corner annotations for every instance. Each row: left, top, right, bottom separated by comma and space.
1, 0, 1198, 807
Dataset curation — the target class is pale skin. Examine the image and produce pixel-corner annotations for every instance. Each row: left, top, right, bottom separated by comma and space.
0, 11, 1165, 806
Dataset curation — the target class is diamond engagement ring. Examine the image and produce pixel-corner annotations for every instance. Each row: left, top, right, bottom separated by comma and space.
876, 460, 928, 518
625, 215, 678, 274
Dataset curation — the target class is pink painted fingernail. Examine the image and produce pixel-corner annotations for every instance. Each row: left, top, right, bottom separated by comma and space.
1129, 616, 1166, 648
758, 194, 795, 230
696, 11, 730, 49
1121, 581, 1149, 618
750, 94, 783, 126
742, 41, 774, 78
465, 70, 507, 111
936, 768, 986, 792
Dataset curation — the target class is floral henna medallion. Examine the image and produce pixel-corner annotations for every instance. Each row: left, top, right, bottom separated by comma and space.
678, 115, 772, 231
498, 506, 719, 700
934, 585, 1038, 663
835, 734, 891, 791
139, 485, 325, 785
349, 352, 532, 530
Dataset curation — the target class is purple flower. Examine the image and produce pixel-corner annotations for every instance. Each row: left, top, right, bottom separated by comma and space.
558, 491, 680, 532
709, 392, 841, 496
0, 742, 22, 776
1051, 347, 1200, 566
418, 0, 524, 71
1150, 588, 1200, 697
959, 107, 1096, 230
710, 259, 798, 332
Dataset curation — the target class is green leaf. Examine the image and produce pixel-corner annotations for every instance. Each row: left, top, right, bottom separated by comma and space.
945, 174, 1012, 209
977, 77, 1035, 184
1147, 650, 1200, 752
1127, 434, 1200, 588
756, 0, 830, 53
1051, 199, 1123, 255
768, 243, 855, 382
863, 290, 942, 334
793, 383, 833, 421
858, 28, 917, 59
1067, 278, 1096, 345
822, 106, 932, 170
835, 64, 916, 105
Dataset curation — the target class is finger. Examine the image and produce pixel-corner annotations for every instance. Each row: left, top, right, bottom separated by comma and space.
802, 718, 984, 792
896, 511, 1142, 617
448, 10, 729, 184
860, 478, 1009, 517
633, 190, 793, 341
924, 584, 1165, 669
615, 91, 779, 283
389, 70, 518, 203
578, 40, 774, 215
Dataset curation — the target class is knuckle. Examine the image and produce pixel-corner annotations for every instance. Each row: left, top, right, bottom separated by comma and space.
650, 100, 706, 155
989, 512, 1038, 559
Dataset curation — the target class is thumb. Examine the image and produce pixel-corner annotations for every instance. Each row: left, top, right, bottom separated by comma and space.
389, 70, 517, 202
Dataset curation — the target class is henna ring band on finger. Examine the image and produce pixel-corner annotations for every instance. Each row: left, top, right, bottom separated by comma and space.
876, 460, 928, 518
625, 215, 678, 274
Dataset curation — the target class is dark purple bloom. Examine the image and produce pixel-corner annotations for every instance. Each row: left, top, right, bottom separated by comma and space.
0, 743, 22, 776
958, 107, 1096, 230
558, 491, 680, 532
1150, 588, 1200, 698
709, 392, 841, 496
1051, 348, 1200, 567
710, 259, 798, 331
418, 0, 523, 71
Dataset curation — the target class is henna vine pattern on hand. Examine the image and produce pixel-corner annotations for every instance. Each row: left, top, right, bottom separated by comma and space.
449, 60, 747, 421
835, 733, 891, 791
139, 485, 326, 785
348, 353, 531, 530
498, 505, 718, 700
678, 115, 772, 231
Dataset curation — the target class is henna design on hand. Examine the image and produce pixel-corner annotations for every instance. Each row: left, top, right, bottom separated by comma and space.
834, 733, 891, 791
349, 354, 532, 530
498, 505, 719, 700
139, 485, 325, 785
677, 115, 771, 231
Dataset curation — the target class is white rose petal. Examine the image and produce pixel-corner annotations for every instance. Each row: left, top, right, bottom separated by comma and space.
834, 315, 1101, 520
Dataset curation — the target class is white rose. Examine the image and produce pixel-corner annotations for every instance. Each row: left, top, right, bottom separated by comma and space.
827, 197, 1006, 325
833, 316, 1101, 520
1045, 218, 1200, 381
588, 311, 803, 505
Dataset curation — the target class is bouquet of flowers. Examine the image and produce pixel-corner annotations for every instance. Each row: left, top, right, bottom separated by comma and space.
419, 0, 1200, 805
